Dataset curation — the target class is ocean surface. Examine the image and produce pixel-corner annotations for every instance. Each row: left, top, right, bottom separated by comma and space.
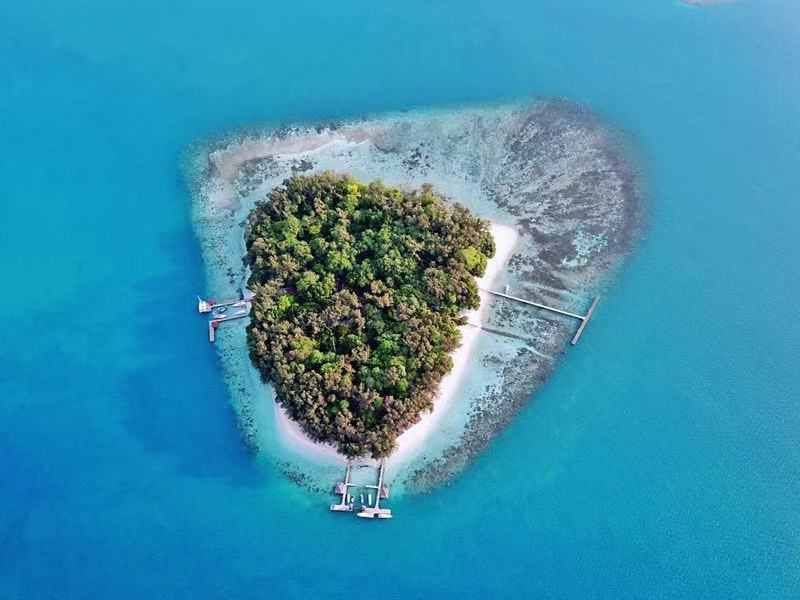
2, 1, 799, 598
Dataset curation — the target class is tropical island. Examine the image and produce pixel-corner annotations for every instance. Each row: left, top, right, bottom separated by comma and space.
245, 173, 495, 458
188, 100, 641, 492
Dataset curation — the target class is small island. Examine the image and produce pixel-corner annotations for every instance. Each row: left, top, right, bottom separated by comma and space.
245, 173, 495, 458
188, 101, 642, 492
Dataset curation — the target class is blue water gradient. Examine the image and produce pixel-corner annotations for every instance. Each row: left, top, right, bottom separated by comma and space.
1, 1, 799, 598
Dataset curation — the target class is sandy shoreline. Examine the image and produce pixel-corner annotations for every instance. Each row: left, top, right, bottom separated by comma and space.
273, 222, 520, 466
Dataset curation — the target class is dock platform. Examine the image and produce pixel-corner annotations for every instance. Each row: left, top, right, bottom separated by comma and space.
357, 462, 392, 520
197, 292, 252, 343
329, 462, 393, 519
330, 464, 355, 512
197, 288, 255, 314
206, 312, 249, 343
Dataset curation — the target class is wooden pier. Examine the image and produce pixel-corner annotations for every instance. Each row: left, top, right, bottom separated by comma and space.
207, 313, 249, 343
198, 296, 242, 314
328, 462, 392, 519
197, 288, 255, 314
483, 289, 600, 345
330, 463, 355, 512
197, 293, 252, 343
357, 462, 392, 519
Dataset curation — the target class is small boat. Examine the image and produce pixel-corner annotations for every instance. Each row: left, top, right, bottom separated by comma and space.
356, 507, 393, 519
197, 297, 213, 313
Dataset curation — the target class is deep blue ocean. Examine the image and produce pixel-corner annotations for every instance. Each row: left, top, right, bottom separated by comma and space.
2, 1, 799, 598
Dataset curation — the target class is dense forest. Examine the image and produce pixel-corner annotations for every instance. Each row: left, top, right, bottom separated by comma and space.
245, 173, 495, 457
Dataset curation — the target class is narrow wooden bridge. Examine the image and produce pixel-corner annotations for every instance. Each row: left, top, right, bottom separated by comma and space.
483, 289, 600, 345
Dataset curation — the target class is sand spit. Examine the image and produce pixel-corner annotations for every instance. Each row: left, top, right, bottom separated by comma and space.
187, 100, 642, 493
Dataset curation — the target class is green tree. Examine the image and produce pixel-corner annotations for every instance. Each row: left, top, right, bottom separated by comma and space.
244, 172, 496, 458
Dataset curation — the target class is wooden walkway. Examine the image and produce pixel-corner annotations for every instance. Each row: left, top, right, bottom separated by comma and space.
357, 462, 392, 519
330, 463, 354, 512
207, 312, 250, 342
330, 462, 392, 519
483, 289, 600, 345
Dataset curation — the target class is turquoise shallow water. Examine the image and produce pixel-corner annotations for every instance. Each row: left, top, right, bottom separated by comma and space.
2, 1, 799, 598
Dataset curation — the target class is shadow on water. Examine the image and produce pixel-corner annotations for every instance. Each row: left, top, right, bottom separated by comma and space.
119, 228, 262, 489
0, 432, 56, 590
0, 504, 30, 594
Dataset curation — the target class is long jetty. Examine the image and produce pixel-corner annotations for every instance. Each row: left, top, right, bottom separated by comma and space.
483, 289, 600, 345
330, 463, 355, 512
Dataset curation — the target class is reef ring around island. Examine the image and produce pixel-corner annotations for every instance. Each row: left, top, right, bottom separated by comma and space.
185, 100, 643, 495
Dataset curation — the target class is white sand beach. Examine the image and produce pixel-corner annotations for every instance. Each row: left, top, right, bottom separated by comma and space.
274, 403, 346, 464
272, 222, 520, 465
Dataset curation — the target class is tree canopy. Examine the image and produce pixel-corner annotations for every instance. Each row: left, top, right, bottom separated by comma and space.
245, 173, 495, 458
